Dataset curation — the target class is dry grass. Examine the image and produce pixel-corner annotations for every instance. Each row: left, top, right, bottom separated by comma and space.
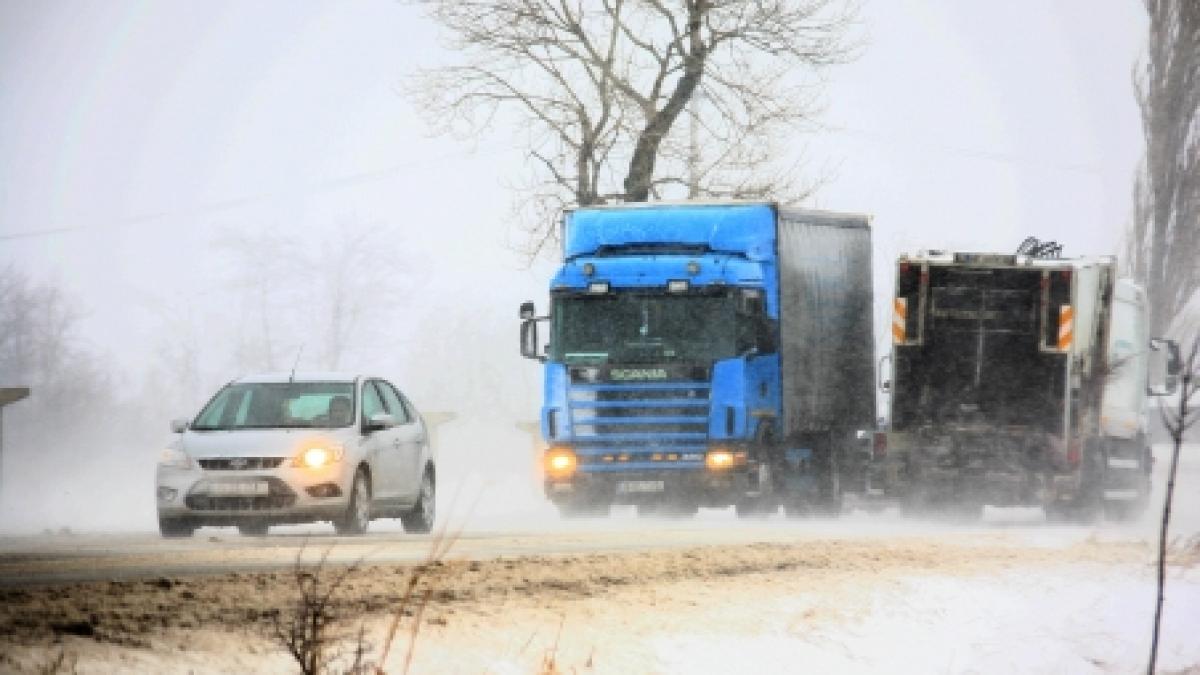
272, 492, 472, 675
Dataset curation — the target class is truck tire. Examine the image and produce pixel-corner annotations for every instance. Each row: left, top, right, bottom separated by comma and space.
237, 521, 269, 537
735, 498, 774, 519
1103, 499, 1146, 522
558, 498, 610, 518
158, 517, 195, 538
637, 502, 698, 519
814, 443, 843, 517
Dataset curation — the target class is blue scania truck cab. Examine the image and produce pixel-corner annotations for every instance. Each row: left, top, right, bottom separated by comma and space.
519, 201, 876, 517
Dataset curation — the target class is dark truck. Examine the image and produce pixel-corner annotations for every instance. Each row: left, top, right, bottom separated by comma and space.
869, 250, 1180, 520
519, 201, 875, 517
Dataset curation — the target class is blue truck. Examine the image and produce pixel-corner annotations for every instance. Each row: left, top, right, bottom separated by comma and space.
519, 201, 876, 517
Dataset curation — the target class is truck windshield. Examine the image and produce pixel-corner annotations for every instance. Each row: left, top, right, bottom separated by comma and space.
191, 382, 356, 430
552, 291, 738, 364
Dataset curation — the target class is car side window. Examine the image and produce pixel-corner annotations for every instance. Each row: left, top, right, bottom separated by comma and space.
397, 391, 420, 427
361, 381, 386, 423
378, 381, 410, 425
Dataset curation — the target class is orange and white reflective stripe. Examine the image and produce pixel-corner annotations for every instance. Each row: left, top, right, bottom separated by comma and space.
1057, 305, 1074, 350
892, 297, 907, 343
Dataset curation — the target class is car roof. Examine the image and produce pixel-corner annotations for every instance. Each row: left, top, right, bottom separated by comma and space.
233, 372, 364, 384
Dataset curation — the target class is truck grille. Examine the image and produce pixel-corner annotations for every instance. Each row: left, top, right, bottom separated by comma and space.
198, 457, 286, 471
568, 381, 709, 468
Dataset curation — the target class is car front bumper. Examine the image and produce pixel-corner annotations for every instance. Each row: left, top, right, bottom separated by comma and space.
156, 462, 355, 525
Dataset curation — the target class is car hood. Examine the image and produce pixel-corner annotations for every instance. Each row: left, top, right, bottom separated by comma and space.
181, 428, 354, 458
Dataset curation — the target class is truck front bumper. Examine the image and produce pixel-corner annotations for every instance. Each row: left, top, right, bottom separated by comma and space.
545, 468, 755, 507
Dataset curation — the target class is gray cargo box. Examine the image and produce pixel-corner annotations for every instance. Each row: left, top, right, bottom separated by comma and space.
776, 208, 876, 436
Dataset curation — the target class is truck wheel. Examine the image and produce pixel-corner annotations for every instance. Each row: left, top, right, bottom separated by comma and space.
334, 469, 371, 535
782, 502, 810, 519
735, 498, 775, 519
558, 500, 610, 518
158, 517, 195, 538
237, 521, 269, 537
400, 469, 436, 534
1103, 499, 1146, 522
637, 503, 698, 519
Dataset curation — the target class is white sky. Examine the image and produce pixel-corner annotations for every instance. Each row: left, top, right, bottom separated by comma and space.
0, 0, 1149, 414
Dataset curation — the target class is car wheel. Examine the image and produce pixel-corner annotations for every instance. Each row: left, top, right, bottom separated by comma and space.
401, 469, 435, 534
237, 521, 269, 537
334, 469, 371, 536
158, 517, 195, 538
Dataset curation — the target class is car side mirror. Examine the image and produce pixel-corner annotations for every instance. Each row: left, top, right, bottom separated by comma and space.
170, 418, 189, 433
364, 413, 397, 432
1147, 337, 1181, 396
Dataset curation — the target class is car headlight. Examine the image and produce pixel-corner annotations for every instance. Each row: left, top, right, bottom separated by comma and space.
294, 445, 345, 469
158, 447, 193, 469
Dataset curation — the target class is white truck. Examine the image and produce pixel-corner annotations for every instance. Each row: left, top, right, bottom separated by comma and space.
869, 250, 1180, 520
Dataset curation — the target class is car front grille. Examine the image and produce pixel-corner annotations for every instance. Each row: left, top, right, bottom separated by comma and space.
198, 457, 286, 471
185, 476, 297, 511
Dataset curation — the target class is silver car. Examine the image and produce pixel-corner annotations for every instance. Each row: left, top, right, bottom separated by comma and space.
155, 372, 436, 537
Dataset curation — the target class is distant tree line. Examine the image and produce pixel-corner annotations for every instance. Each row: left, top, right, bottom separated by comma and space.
1127, 0, 1199, 336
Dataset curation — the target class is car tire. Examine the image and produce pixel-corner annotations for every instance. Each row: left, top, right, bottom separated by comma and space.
401, 468, 436, 534
158, 517, 195, 538
334, 469, 371, 536
237, 521, 269, 537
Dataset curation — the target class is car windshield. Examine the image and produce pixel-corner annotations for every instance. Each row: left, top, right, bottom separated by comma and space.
552, 291, 738, 364
191, 382, 356, 430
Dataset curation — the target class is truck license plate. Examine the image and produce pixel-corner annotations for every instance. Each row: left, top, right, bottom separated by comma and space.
208, 481, 269, 496
616, 480, 664, 494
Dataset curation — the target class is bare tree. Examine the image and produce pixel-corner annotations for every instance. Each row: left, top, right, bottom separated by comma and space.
214, 220, 412, 373
0, 266, 108, 425
213, 226, 304, 372
413, 0, 857, 255
309, 220, 408, 371
1149, 335, 1199, 675
1126, 0, 1200, 336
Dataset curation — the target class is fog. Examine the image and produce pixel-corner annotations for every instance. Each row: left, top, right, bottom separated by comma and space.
0, 1, 1153, 534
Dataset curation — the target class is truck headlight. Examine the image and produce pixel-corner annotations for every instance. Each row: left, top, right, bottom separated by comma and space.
544, 447, 577, 478
705, 449, 747, 471
294, 446, 344, 469
158, 447, 193, 469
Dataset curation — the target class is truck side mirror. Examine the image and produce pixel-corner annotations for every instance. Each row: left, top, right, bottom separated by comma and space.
1147, 337, 1181, 396
170, 418, 189, 433
520, 319, 545, 362
519, 301, 536, 320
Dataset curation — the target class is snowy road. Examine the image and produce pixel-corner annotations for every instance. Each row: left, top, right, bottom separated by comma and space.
1, 443, 1197, 587
0, 443, 1196, 673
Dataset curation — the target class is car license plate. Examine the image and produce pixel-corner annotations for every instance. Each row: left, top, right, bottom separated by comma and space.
616, 480, 664, 494
208, 481, 269, 496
